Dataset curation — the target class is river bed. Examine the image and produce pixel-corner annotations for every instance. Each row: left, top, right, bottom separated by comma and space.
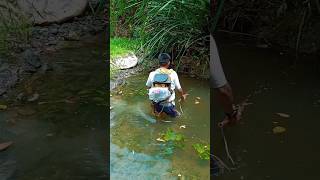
110, 75, 210, 179
0, 35, 107, 180
213, 39, 320, 179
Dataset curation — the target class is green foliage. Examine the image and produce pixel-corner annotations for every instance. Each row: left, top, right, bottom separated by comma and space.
111, 0, 210, 63
0, 2, 31, 54
192, 143, 210, 160
161, 128, 184, 148
132, 0, 210, 61
0, 1, 31, 55
110, 37, 140, 59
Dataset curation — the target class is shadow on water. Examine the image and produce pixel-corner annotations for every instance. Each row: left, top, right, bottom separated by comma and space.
0, 34, 107, 180
214, 39, 320, 179
110, 75, 210, 179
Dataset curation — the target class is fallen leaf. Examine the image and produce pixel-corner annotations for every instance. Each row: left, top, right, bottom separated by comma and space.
179, 125, 186, 129
273, 126, 286, 134
276, 113, 290, 118
243, 102, 253, 106
156, 138, 165, 142
0, 104, 8, 110
0, 141, 13, 151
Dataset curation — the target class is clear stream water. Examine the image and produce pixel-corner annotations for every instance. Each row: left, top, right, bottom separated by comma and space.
110, 75, 210, 179
0, 35, 107, 179
213, 39, 320, 179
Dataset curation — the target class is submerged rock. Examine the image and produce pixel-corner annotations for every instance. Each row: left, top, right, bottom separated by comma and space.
0, 66, 18, 96
21, 49, 42, 73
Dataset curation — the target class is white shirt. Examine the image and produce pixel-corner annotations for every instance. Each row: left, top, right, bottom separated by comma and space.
210, 35, 227, 88
146, 68, 182, 105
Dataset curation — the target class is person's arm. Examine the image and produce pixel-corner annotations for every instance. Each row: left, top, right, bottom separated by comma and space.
173, 72, 188, 100
215, 84, 235, 116
211, 35, 239, 124
146, 72, 153, 89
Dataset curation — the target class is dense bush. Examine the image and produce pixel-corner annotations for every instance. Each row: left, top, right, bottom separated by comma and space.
111, 0, 210, 63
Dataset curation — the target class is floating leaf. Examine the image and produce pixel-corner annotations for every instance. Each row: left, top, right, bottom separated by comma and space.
276, 113, 290, 118
0, 141, 13, 151
179, 125, 186, 129
0, 104, 8, 110
273, 126, 286, 134
156, 137, 165, 142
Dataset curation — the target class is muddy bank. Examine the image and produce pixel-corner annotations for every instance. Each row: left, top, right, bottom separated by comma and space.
110, 55, 210, 92
0, 1, 106, 98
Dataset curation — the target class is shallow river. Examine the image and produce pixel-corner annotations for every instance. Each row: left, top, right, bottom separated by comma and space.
213, 39, 320, 179
110, 75, 210, 179
0, 35, 107, 179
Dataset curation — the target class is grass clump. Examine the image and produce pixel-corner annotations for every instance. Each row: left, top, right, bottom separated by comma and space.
192, 143, 210, 160
0, 1, 31, 55
159, 128, 185, 156
110, 37, 140, 59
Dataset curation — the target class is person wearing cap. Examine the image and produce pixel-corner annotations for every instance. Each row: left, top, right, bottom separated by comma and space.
146, 53, 188, 117
210, 35, 241, 126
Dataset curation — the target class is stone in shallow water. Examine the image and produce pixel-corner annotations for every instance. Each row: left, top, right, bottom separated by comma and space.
114, 54, 138, 70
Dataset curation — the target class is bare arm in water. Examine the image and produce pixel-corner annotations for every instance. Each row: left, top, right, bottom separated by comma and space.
215, 83, 234, 115
211, 35, 240, 125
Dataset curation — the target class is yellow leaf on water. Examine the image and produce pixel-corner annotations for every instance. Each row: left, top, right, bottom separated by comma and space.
0, 105, 7, 110
273, 126, 286, 134
179, 125, 186, 129
276, 113, 290, 118
156, 138, 165, 142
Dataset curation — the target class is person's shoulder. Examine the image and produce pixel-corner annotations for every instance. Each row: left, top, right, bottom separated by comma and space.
168, 68, 176, 74
170, 69, 178, 76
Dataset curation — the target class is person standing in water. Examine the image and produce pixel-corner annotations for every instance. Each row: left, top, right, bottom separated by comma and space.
146, 53, 188, 118
210, 35, 241, 125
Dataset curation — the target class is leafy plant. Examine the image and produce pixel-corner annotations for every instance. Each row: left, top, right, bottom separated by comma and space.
130, 0, 210, 63
111, 0, 210, 65
159, 128, 185, 156
192, 143, 210, 160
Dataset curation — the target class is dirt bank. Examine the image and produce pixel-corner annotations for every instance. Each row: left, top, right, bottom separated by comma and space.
0, 0, 106, 98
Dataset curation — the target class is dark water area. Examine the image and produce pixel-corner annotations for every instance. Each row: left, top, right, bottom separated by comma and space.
214, 39, 320, 179
0, 35, 107, 179
110, 75, 210, 179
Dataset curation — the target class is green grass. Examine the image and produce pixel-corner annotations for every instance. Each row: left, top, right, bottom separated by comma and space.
110, 37, 140, 59
110, 37, 140, 78
0, 1, 31, 55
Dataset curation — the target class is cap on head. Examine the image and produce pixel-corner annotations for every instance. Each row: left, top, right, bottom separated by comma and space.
158, 53, 171, 65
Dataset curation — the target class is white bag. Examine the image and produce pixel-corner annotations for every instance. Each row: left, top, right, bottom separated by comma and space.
148, 87, 171, 103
